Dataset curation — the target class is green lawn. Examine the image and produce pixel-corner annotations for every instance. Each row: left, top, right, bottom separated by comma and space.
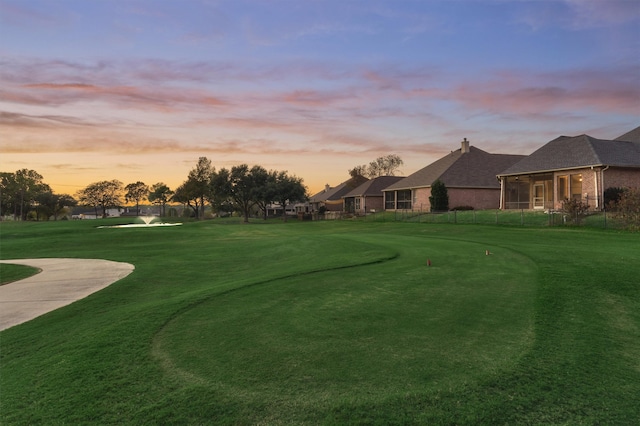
0, 263, 40, 285
1, 218, 638, 424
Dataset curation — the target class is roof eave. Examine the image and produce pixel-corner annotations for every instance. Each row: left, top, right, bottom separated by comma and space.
497, 164, 606, 178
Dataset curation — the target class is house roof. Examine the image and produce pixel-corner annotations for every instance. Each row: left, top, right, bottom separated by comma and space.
615, 126, 640, 142
498, 134, 640, 176
384, 146, 525, 191
343, 176, 405, 198
309, 175, 369, 202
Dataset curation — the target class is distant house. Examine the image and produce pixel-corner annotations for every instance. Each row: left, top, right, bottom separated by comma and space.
342, 176, 405, 215
497, 126, 640, 210
383, 139, 525, 211
309, 175, 368, 212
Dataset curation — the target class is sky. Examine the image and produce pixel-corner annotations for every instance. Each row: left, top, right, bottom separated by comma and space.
1, 0, 639, 197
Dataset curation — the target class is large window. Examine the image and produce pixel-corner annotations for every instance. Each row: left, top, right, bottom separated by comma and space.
385, 192, 395, 210
355, 198, 361, 210
397, 190, 412, 210
558, 175, 568, 200
570, 174, 582, 200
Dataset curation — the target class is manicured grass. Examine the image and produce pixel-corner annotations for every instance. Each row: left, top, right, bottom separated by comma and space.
0, 218, 638, 424
0, 263, 40, 285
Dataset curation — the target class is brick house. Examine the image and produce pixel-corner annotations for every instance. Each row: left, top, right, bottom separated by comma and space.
309, 175, 368, 212
342, 176, 404, 215
497, 126, 640, 210
382, 139, 525, 211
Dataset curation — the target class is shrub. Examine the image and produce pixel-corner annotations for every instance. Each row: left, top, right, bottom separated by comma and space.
611, 188, 640, 231
561, 198, 590, 225
429, 179, 449, 212
604, 187, 626, 209
452, 205, 474, 211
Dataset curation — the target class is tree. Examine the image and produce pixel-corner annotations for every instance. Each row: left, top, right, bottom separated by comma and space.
229, 164, 258, 223
124, 181, 149, 216
0, 169, 51, 220
349, 154, 403, 179
273, 171, 307, 222
188, 157, 214, 219
35, 191, 77, 220
368, 154, 404, 177
429, 179, 449, 212
210, 164, 267, 223
348, 164, 368, 179
209, 167, 233, 216
251, 167, 277, 220
148, 183, 174, 217
172, 180, 200, 218
76, 180, 123, 218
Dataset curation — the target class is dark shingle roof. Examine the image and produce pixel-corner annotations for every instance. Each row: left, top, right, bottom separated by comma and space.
384, 146, 524, 190
309, 175, 368, 202
615, 126, 640, 142
498, 134, 640, 176
343, 176, 405, 198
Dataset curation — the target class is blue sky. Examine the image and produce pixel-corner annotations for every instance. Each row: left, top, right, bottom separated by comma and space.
1, 0, 639, 195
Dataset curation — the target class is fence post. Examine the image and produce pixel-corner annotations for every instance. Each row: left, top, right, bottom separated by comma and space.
496, 210, 499, 225
521, 209, 524, 226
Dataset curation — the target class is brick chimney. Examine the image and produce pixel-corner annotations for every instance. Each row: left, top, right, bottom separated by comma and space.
461, 138, 470, 153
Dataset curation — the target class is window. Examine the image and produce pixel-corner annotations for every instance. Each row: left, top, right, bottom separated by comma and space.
397, 190, 412, 210
385, 192, 395, 210
355, 198, 361, 210
570, 174, 582, 200
558, 175, 568, 200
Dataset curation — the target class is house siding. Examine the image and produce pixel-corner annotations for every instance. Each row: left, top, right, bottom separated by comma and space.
449, 188, 501, 210
389, 187, 501, 211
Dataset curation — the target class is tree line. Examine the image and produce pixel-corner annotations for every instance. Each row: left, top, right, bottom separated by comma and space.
1, 158, 307, 222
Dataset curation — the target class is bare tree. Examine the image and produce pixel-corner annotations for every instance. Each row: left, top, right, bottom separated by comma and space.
349, 155, 403, 179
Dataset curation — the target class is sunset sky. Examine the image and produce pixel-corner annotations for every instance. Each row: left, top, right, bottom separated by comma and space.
1, 0, 639, 197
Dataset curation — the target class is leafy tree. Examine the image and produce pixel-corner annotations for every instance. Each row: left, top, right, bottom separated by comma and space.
124, 181, 149, 216
251, 167, 277, 220
188, 157, 214, 219
209, 167, 233, 215
148, 183, 174, 217
429, 179, 449, 212
210, 164, 268, 223
172, 180, 201, 218
0, 169, 51, 220
35, 191, 77, 221
348, 164, 368, 179
273, 171, 307, 222
229, 164, 258, 223
76, 180, 123, 218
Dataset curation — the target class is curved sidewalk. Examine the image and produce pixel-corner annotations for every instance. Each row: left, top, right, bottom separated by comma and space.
0, 258, 134, 331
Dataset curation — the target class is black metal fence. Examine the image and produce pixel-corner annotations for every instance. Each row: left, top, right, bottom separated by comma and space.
325, 208, 630, 230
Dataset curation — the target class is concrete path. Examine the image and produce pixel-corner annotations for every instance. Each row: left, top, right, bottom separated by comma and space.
0, 258, 134, 331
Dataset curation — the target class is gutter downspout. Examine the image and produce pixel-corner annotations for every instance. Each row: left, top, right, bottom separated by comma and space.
499, 177, 504, 210
592, 166, 598, 209
599, 165, 610, 209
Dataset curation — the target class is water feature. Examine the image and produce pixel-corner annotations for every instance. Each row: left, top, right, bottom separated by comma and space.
97, 215, 182, 228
